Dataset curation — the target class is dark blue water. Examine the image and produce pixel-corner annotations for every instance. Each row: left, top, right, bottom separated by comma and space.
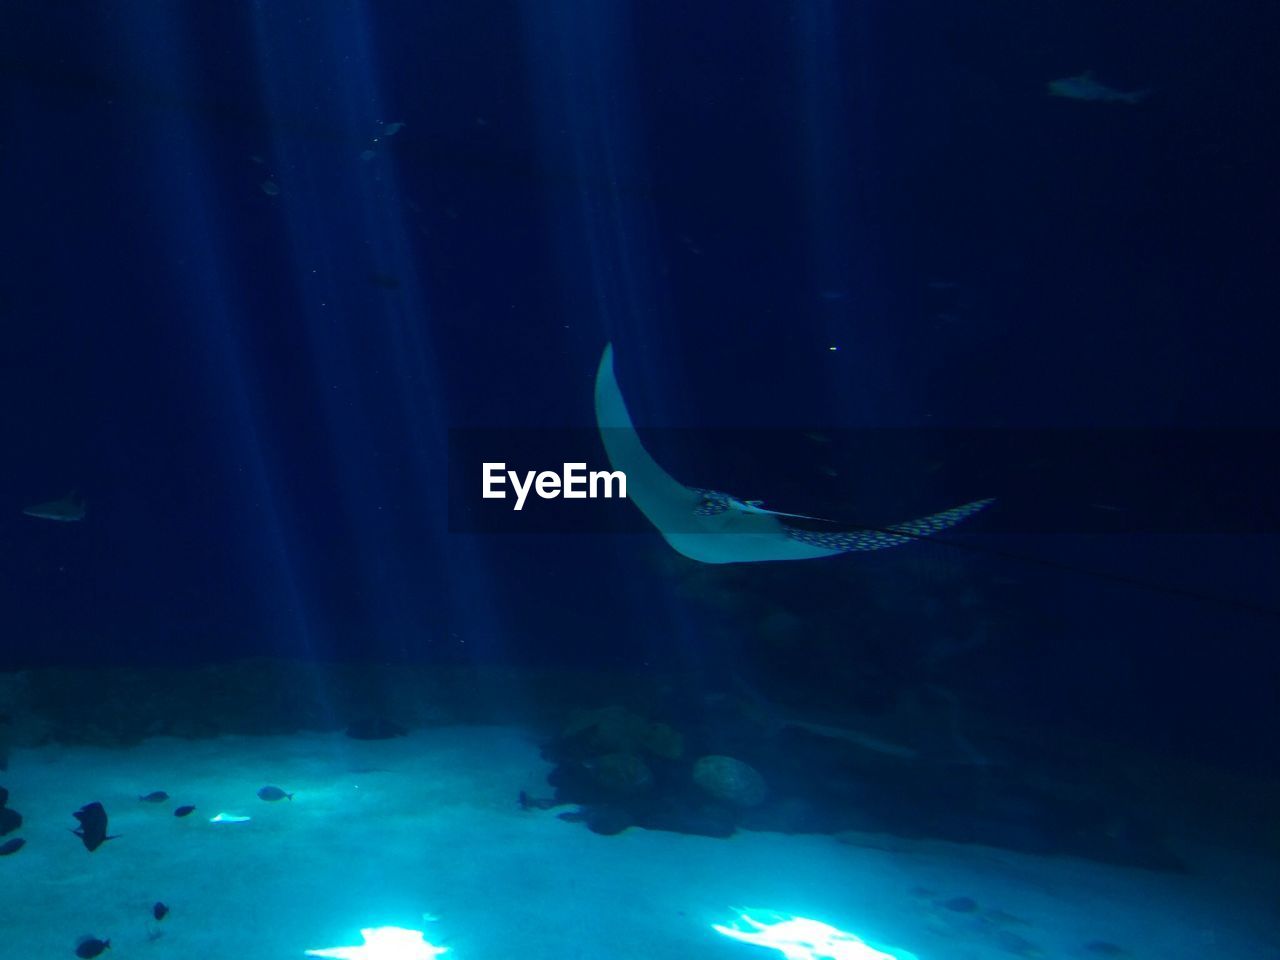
0, 1, 1276, 779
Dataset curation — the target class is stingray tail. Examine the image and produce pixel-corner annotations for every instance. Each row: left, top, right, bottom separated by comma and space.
884, 497, 995, 541
785, 498, 994, 554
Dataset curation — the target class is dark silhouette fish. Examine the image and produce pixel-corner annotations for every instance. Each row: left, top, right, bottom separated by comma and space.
173, 804, 195, 818
0, 836, 24, 855
75, 936, 110, 958
72, 802, 118, 852
256, 785, 292, 802
0, 787, 20, 836
138, 791, 169, 803
152, 901, 169, 921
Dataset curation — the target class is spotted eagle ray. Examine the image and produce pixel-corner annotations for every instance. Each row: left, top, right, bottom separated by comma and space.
594, 344, 991, 564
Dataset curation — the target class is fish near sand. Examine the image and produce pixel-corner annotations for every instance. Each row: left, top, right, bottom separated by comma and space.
0, 787, 21, 836
75, 936, 111, 958
23, 491, 86, 522
257, 785, 293, 802
1048, 71, 1149, 105
72, 802, 118, 852
0, 805, 20, 835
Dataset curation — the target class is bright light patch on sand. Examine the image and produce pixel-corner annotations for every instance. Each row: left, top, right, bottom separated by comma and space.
713, 910, 917, 960
306, 925, 447, 960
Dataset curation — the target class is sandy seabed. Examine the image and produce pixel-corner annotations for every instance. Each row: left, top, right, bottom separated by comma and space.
0, 726, 1274, 959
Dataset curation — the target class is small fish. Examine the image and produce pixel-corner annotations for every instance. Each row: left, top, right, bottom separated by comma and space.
0, 806, 21, 835
1048, 71, 1148, 105
138, 791, 169, 803
257, 785, 293, 802
75, 937, 111, 958
152, 902, 169, 921
173, 804, 195, 818
260, 179, 280, 196
72, 802, 118, 852
0, 837, 25, 856
383, 121, 405, 136
23, 491, 86, 522
0, 786, 9, 806
209, 812, 250, 823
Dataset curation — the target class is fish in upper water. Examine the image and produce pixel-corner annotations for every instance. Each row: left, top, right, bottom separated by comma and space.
72, 802, 118, 852
257, 785, 293, 802
23, 491, 86, 522
75, 936, 111, 958
173, 804, 195, 818
0, 837, 24, 855
138, 791, 169, 803
152, 902, 169, 921
1048, 71, 1149, 105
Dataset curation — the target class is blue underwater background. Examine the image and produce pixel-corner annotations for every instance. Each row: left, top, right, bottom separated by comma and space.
0, 3, 1278, 957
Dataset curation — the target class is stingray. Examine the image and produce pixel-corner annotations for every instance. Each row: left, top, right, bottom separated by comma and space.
594, 344, 991, 564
